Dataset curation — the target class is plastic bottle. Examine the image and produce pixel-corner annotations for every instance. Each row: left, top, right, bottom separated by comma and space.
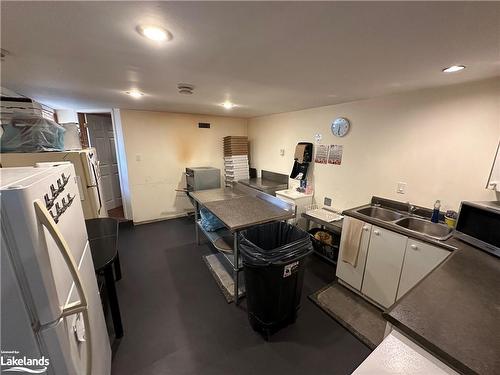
431, 200, 441, 223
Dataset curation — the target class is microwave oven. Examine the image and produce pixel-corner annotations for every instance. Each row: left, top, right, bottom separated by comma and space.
454, 201, 500, 257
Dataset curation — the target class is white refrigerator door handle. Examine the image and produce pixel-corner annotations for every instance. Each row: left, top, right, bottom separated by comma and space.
34, 200, 92, 375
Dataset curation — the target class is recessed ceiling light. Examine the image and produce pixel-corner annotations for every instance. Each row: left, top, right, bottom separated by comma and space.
442, 65, 466, 73
221, 101, 236, 110
137, 25, 172, 42
126, 90, 144, 98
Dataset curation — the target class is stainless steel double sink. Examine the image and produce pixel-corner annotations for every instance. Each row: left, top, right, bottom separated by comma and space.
355, 206, 453, 241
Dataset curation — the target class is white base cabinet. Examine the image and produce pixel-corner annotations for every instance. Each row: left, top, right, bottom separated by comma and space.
336, 217, 452, 309
397, 239, 450, 299
336, 217, 372, 291
361, 226, 407, 308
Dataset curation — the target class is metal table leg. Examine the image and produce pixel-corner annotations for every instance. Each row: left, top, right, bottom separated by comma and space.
195, 201, 200, 245
104, 263, 124, 338
233, 232, 240, 305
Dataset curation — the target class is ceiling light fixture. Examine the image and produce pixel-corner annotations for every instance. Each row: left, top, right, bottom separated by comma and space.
137, 25, 172, 42
126, 90, 144, 98
177, 83, 194, 95
442, 65, 466, 73
221, 101, 235, 110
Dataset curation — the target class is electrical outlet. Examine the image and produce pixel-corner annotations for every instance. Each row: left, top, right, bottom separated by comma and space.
135, 154, 142, 162
280, 148, 285, 156
324, 197, 332, 206
397, 182, 407, 194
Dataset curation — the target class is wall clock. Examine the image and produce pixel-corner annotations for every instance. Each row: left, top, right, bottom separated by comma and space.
331, 117, 350, 137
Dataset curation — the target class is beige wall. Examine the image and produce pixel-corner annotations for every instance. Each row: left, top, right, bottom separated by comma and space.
248, 78, 500, 212
120, 110, 247, 223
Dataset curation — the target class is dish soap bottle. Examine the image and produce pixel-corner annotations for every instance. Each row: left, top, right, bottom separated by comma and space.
431, 200, 441, 223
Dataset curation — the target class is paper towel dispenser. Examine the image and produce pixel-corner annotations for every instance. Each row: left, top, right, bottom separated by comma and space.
290, 142, 313, 180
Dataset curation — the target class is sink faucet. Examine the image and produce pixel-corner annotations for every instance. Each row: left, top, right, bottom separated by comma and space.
407, 202, 417, 215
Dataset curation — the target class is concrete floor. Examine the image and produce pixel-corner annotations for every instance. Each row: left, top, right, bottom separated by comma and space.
110, 217, 371, 375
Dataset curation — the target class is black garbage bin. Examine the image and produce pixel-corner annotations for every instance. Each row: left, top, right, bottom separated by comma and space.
239, 222, 313, 339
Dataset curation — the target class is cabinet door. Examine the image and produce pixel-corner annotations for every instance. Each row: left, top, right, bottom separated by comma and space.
336, 217, 372, 291
361, 226, 407, 308
397, 240, 450, 299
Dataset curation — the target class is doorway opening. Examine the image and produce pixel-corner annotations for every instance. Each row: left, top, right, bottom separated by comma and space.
78, 112, 125, 220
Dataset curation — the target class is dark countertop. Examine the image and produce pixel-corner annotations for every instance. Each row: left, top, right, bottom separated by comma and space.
342, 199, 500, 374
203, 195, 294, 231
384, 238, 500, 375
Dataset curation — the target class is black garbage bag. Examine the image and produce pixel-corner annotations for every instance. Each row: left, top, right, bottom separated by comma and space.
238, 221, 312, 265
238, 222, 313, 339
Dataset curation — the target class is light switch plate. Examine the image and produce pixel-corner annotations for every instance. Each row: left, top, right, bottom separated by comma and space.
397, 182, 407, 194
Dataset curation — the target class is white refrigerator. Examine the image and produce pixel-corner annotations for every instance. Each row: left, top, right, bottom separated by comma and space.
1, 164, 111, 375
0, 148, 107, 219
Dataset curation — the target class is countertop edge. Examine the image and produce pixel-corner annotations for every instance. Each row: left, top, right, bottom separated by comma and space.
383, 310, 476, 375
382, 242, 500, 375
227, 213, 294, 232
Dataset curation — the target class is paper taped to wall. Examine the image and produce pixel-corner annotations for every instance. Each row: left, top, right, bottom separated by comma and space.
315, 144, 329, 164
328, 145, 343, 165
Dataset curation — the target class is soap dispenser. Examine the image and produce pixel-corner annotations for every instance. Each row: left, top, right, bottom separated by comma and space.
431, 200, 441, 223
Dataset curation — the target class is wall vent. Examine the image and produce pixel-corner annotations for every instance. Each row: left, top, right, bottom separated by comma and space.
198, 123, 210, 129
177, 83, 194, 95
1, 49, 9, 61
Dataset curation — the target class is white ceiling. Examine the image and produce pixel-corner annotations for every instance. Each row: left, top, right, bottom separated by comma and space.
1, 1, 499, 118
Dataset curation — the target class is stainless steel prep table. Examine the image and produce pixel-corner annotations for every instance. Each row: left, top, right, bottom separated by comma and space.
301, 212, 343, 265
189, 187, 294, 304
238, 178, 288, 195
238, 170, 289, 196
301, 212, 343, 234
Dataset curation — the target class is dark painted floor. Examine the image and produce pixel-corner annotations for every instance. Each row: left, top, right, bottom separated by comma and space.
111, 217, 371, 375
